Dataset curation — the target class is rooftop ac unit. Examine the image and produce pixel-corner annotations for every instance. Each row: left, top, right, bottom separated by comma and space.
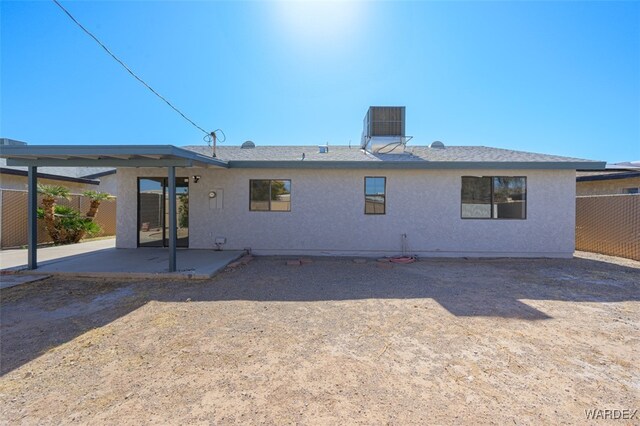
361, 106, 408, 154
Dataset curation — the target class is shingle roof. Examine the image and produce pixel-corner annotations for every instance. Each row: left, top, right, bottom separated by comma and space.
183, 145, 602, 167
0, 144, 604, 172
576, 170, 640, 182
0, 158, 114, 179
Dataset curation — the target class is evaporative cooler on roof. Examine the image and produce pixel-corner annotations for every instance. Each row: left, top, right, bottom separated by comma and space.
364, 106, 406, 138
361, 106, 407, 153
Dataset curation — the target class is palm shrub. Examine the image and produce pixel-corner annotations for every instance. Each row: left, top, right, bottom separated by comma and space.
36, 185, 110, 245
37, 205, 102, 244
82, 190, 113, 219
37, 184, 71, 242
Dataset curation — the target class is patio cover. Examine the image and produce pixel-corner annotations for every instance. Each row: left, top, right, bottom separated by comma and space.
0, 145, 228, 272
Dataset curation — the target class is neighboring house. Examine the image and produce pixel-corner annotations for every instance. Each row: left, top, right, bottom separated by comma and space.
0, 139, 117, 194
0, 139, 118, 249
0, 107, 605, 260
576, 162, 640, 196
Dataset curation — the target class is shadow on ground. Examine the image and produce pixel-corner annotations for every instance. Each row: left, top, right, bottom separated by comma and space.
1, 256, 639, 375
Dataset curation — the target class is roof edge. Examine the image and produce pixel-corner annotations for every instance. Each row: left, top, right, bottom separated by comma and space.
227, 160, 607, 170
81, 169, 117, 179
576, 171, 640, 182
0, 167, 100, 185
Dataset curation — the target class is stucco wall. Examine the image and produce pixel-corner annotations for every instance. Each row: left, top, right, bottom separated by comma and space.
96, 173, 118, 196
576, 177, 640, 196
116, 167, 576, 257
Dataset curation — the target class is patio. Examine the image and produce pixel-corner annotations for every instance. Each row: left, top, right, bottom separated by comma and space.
0, 144, 229, 272
1, 239, 244, 279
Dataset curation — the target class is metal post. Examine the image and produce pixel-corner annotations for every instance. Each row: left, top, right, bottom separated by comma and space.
168, 166, 177, 272
27, 166, 38, 269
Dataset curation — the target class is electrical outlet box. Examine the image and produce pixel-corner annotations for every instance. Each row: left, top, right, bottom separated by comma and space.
209, 188, 223, 210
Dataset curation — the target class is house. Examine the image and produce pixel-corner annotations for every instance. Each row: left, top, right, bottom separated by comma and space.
0, 107, 605, 271
0, 139, 117, 194
576, 162, 640, 196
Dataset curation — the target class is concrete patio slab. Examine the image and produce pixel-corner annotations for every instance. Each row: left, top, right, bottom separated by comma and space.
1, 239, 245, 279
0, 274, 50, 290
0, 239, 117, 271
23, 249, 245, 279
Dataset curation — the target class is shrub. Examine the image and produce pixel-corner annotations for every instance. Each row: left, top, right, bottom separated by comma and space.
37, 205, 102, 244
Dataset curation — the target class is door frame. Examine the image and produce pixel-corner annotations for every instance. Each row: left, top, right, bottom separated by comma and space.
137, 177, 189, 248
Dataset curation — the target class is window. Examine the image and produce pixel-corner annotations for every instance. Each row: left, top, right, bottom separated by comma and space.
365, 177, 386, 214
250, 180, 291, 211
461, 177, 492, 218
461, 176, 526, 219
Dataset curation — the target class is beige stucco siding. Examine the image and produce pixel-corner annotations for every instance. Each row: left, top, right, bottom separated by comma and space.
116, 168, 576, 257
96, 173, 118, 196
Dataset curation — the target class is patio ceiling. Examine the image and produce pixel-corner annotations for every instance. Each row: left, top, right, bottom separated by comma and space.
0, 145, 228, 168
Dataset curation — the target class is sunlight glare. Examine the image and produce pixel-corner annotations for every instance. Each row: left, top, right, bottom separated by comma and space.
273, 1, 363, 51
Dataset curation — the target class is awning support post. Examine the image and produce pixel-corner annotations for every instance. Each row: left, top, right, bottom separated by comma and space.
27, 166, 38, 269
168, 166, 177, 272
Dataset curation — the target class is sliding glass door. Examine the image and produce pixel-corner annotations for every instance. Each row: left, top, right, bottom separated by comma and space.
138, 177, 189, 247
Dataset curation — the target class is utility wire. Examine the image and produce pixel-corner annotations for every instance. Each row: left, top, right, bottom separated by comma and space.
52, 0, 213, 137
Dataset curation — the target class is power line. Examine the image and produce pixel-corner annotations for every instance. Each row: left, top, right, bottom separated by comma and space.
52, 0, 213, 137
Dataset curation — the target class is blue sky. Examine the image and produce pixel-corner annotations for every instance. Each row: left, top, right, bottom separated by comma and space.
1, 1, 638, 163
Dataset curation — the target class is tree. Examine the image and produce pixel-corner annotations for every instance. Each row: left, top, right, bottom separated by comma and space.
82, 190, 113, 219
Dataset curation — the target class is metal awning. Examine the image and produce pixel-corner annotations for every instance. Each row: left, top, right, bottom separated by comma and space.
0, 144, 225, 273
0, 145, 228, 168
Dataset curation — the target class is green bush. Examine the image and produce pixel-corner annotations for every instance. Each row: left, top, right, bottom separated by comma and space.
37, 205, 102, 244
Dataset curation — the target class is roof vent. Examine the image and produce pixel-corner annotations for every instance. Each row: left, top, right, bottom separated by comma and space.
430, 141, 445, 149
241, 140, 255, 149
318, 145, 329, 153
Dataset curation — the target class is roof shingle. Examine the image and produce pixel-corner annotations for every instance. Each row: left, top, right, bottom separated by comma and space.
183, 145, 600, 164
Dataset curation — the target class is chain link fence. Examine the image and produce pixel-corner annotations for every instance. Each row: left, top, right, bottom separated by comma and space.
576, 194, 639, 261
0, 189, 116, 249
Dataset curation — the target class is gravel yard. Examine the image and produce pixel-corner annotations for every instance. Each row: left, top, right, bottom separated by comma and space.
1, 254, 639, 424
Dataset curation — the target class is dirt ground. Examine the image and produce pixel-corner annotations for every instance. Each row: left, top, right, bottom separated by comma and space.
1, 253, 639, 425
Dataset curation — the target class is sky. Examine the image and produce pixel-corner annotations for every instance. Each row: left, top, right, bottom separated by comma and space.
1, 1, 638, 164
